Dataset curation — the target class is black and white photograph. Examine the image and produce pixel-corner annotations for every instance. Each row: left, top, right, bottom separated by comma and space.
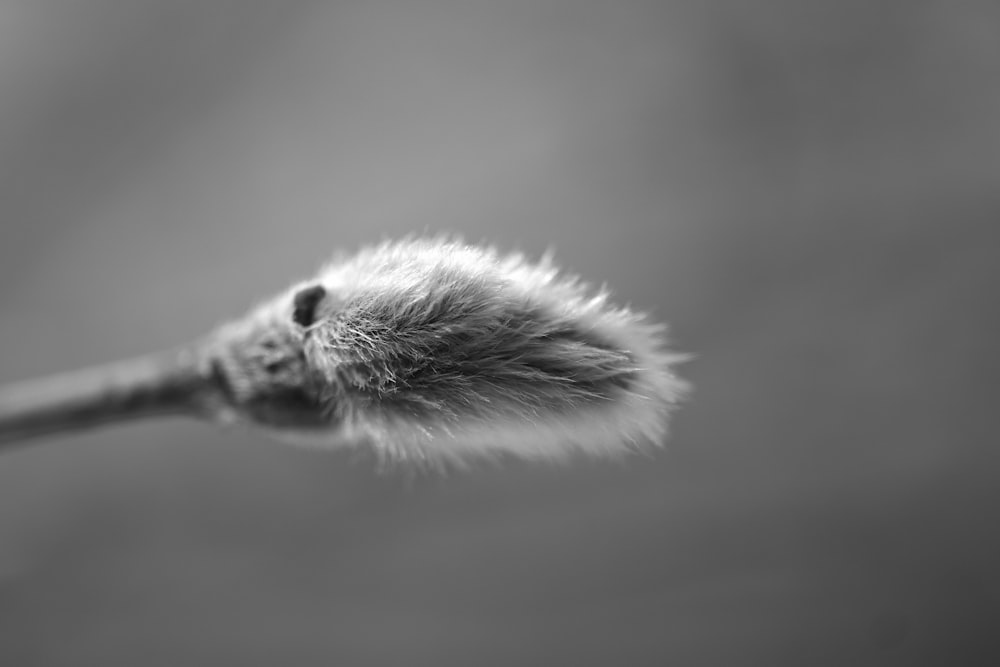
0, 2, 997, 665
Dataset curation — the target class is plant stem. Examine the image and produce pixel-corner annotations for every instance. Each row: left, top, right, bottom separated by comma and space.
0, 347, 212, 449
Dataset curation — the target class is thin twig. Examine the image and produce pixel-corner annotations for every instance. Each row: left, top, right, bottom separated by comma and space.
0, 347, 211, 449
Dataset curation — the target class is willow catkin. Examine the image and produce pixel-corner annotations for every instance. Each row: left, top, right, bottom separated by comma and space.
209, 237, 689, 466
0, 237, 688, 464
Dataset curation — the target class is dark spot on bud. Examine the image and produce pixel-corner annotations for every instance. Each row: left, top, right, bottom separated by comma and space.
292, 285, 327, 327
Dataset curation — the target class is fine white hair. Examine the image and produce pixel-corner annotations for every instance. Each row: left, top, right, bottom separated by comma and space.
225, 237, 688, 467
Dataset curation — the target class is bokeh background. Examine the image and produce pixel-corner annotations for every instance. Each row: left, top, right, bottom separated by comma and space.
1, 2, 998, 665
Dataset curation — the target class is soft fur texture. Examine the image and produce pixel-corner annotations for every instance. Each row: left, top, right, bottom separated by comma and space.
218, 238, 688, 466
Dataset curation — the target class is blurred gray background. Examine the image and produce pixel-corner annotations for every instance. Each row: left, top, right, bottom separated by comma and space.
1, 1, 998, 665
